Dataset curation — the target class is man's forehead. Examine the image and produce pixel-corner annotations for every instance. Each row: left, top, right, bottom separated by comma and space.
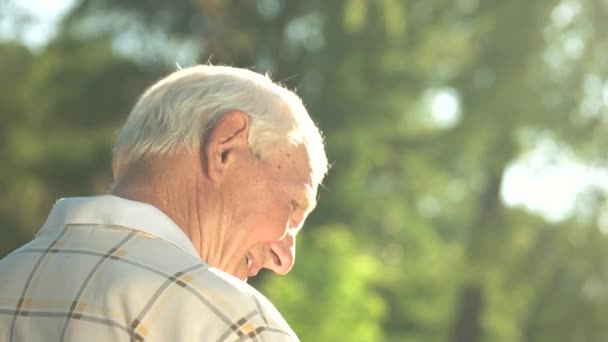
266, 144, 317, 207
268, 145, 313, 177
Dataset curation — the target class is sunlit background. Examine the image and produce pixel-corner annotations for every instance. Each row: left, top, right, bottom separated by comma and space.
1, 0, 608, 341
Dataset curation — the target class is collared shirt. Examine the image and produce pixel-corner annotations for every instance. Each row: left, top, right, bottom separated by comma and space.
0, 195, 298, 342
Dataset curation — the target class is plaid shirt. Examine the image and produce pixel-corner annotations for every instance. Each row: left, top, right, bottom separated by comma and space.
0, 196, 298, 342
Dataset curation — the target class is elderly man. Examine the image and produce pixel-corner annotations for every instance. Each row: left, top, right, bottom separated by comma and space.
0, 65, 328, 341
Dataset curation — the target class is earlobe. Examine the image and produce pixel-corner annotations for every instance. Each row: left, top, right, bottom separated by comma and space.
202, 111, 251, 183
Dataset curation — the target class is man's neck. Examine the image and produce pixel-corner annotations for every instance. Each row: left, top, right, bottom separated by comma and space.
110, 154, 211, 253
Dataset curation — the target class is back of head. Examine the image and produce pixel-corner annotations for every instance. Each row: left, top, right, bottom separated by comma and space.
113, 65, 328, 186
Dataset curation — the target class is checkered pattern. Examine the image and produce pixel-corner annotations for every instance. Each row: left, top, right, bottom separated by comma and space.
0, 196, 298, 341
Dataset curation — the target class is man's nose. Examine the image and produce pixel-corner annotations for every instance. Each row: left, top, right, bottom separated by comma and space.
265, 234, 295, 275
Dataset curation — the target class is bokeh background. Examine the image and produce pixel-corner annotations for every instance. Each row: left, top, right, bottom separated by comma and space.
2, 0, 608, 341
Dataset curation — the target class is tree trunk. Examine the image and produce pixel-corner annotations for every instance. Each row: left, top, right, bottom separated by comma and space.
449, 283, 484, 342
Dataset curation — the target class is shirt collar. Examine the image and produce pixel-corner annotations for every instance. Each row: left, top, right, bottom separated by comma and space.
40, 195, 200, 259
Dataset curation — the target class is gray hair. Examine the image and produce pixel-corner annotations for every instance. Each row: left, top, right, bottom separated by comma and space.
112, 65, 328, 186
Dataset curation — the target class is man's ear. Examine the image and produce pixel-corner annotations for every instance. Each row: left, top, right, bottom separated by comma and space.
203, 111, 251, 182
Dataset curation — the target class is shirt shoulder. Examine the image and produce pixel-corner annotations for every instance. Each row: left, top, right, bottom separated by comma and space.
0, 224, 299, 341
123, 235, 299, 341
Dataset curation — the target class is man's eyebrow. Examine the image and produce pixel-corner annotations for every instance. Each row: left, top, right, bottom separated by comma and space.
300, 191, 317, 213
308, 197, 317, 212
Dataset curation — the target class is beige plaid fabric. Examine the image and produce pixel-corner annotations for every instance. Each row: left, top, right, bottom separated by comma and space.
0, 196, 298, 342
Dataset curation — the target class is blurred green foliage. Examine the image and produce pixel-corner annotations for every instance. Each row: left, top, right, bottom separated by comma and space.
1, 0, 608, 341
262, 225, 386, 342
